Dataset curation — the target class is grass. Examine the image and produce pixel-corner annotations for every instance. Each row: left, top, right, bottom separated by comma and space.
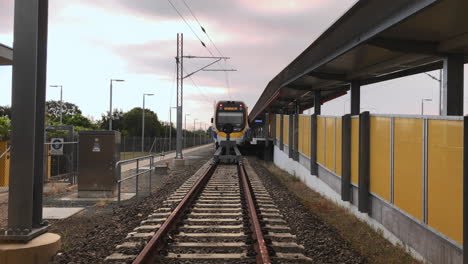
120, 152, 149, 160
260, 161, 421, 264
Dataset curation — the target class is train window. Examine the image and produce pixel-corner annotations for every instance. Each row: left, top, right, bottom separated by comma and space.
217, 112, 243, 125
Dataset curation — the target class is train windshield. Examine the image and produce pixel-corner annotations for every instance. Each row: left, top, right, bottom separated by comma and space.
217, 112, 243, 125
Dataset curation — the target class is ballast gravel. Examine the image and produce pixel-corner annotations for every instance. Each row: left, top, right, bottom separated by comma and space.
248, 157, 367, 264
49, 146, 215, 264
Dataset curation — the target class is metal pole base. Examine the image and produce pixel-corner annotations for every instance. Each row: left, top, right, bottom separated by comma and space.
0, 225, 49, 242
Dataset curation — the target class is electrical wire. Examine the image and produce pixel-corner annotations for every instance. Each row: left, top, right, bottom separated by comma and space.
168, 0, 234, 98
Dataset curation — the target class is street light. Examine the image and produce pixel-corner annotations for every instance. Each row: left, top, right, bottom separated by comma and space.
184, 114, 190, 148
193, 118, 198, 146
421, 98, 432, 115
142, 93, 154, 153
423, 70, 442, 115
49, 85, 63, 124
109, 79, 125, 130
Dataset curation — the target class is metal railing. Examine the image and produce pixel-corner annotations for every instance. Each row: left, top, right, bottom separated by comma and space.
115, 155, 156, 202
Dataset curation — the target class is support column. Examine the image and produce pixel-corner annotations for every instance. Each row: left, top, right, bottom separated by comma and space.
280, 115, 284, 151
351, 81, 360, 115
463, 115, 468, 264
358, 111, 370, 213
341, 114, 351, 201
310, 114, 318, 175
289, 114, 293, 158
442, 55, 464, 116
314, 91, 321, 115
272, 114, 276, 145
5, 0, 49, 240
263, 113, 272, 161
294, 114, 299, 161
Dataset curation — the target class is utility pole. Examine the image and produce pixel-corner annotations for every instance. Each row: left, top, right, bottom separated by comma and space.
169, 106, 177, 151
174, 33, 235, 160
184, 113, 190, 148
109, 79, 125, 130
142, 93, 154, 153
199, 122, 202, 145
193, 118, 198, 147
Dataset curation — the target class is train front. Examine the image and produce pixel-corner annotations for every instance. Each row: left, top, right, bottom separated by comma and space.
212, 101, 248, 147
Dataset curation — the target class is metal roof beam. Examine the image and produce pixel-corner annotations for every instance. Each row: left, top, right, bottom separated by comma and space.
360, 61, 442, 85
367, 37, 440, 55
307, 71, 347, 81
287, 84, 313, 91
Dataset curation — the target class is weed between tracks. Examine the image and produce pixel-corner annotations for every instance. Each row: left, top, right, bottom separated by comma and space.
261, 162, 421, 264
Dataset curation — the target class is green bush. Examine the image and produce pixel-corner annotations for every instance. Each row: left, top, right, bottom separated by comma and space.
0, 116, 11, 141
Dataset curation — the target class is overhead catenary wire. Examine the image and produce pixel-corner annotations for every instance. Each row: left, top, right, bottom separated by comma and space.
168, 0, 233, 98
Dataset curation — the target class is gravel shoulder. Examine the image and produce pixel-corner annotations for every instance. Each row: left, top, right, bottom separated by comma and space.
248, 157, 420, 264
49, 146, 215, 264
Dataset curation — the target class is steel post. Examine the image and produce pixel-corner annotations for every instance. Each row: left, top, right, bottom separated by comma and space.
314, 91, 321, 115
109, 80, 113, 130
341, 114, 351, 201
310, 114, 318, 175
351, 81, 361, 115
6, 0, 49, 239
175, 33, 184, 159
358, 112, 370, 213
280, 115, 284, 151
441, 54, 464, 116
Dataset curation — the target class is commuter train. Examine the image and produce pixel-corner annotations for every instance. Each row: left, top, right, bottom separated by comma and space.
211, 100, 249, 148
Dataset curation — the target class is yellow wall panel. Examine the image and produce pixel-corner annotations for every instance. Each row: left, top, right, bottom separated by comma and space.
317, 116, 325, 164
283, 115, 289, 145
276, 115, 281, 140
0, 141, 10, 187
427, 120, 463, 244
325, 118, 336, 172
351, 118, 359, 184
394, 118, 423, 221
304, 116, 311, 157
369, 117, 391, 201
336, 118, 342, 176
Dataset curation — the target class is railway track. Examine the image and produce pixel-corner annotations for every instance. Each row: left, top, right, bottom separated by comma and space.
106, 159, 311, 264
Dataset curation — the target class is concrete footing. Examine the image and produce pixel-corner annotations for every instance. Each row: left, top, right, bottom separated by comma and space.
0, 233, 61, 264
172, 158, 186, 168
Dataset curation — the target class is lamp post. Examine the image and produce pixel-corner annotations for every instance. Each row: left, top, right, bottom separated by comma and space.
49, 85, 63, 124
141, 93, 154, 153
193, 118, 198, 147
423, 71, 442, 115
109, 79, 125, 130
199, 122, 203, 145
169, 106, 177, 151
421, 98, 432, 115
184, 114, 190, 148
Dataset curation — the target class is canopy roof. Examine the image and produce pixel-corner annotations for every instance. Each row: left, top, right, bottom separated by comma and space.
249, 0, 468, 121
0, 43, 13, 65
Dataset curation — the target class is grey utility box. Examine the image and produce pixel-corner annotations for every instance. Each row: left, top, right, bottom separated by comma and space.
78, 130, 121, 198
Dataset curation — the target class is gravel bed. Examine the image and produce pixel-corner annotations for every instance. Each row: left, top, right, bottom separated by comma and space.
49, 146, 214, 264
248, 157, 367, 264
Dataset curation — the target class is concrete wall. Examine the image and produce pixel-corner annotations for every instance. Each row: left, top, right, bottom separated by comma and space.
273, 144, 463, 264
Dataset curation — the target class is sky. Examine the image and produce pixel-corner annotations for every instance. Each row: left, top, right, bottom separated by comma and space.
0, 0, 467, 130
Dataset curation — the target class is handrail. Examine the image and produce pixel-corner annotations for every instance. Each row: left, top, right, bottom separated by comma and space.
0, 146, 11, 160
116, 154, 157, 202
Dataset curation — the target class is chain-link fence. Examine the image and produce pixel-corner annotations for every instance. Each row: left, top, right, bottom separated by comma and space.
120, 135, 212, 160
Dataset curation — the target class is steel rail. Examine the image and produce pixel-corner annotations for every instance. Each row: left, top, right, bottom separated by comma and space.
238, 163, 272, 264
132, 161, 217, 264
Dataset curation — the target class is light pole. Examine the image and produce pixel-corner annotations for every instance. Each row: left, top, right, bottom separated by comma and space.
49, 85, 63, 124
199, 122, 203, 145
109, 79, 125, 130
193, 118, 198, 146
169, 106, 177, 151
423, 70, 442, 115
142, 93, 154, 153
184, 114, 190, 148
421, 98, 432, 115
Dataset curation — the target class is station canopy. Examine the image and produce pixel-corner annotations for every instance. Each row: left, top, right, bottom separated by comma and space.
0, 43, 13, 65
249, 0, 468, 122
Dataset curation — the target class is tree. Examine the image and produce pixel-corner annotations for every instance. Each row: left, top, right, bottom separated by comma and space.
62, 114, 97, 130
46, 100, 82, 121
0, 116, 11, 141
99, 109, 125, 131
122, 107, 162, 137
0, 106, 11, 119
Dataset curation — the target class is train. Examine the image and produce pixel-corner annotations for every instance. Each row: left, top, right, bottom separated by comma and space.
211, 100, 249, 149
